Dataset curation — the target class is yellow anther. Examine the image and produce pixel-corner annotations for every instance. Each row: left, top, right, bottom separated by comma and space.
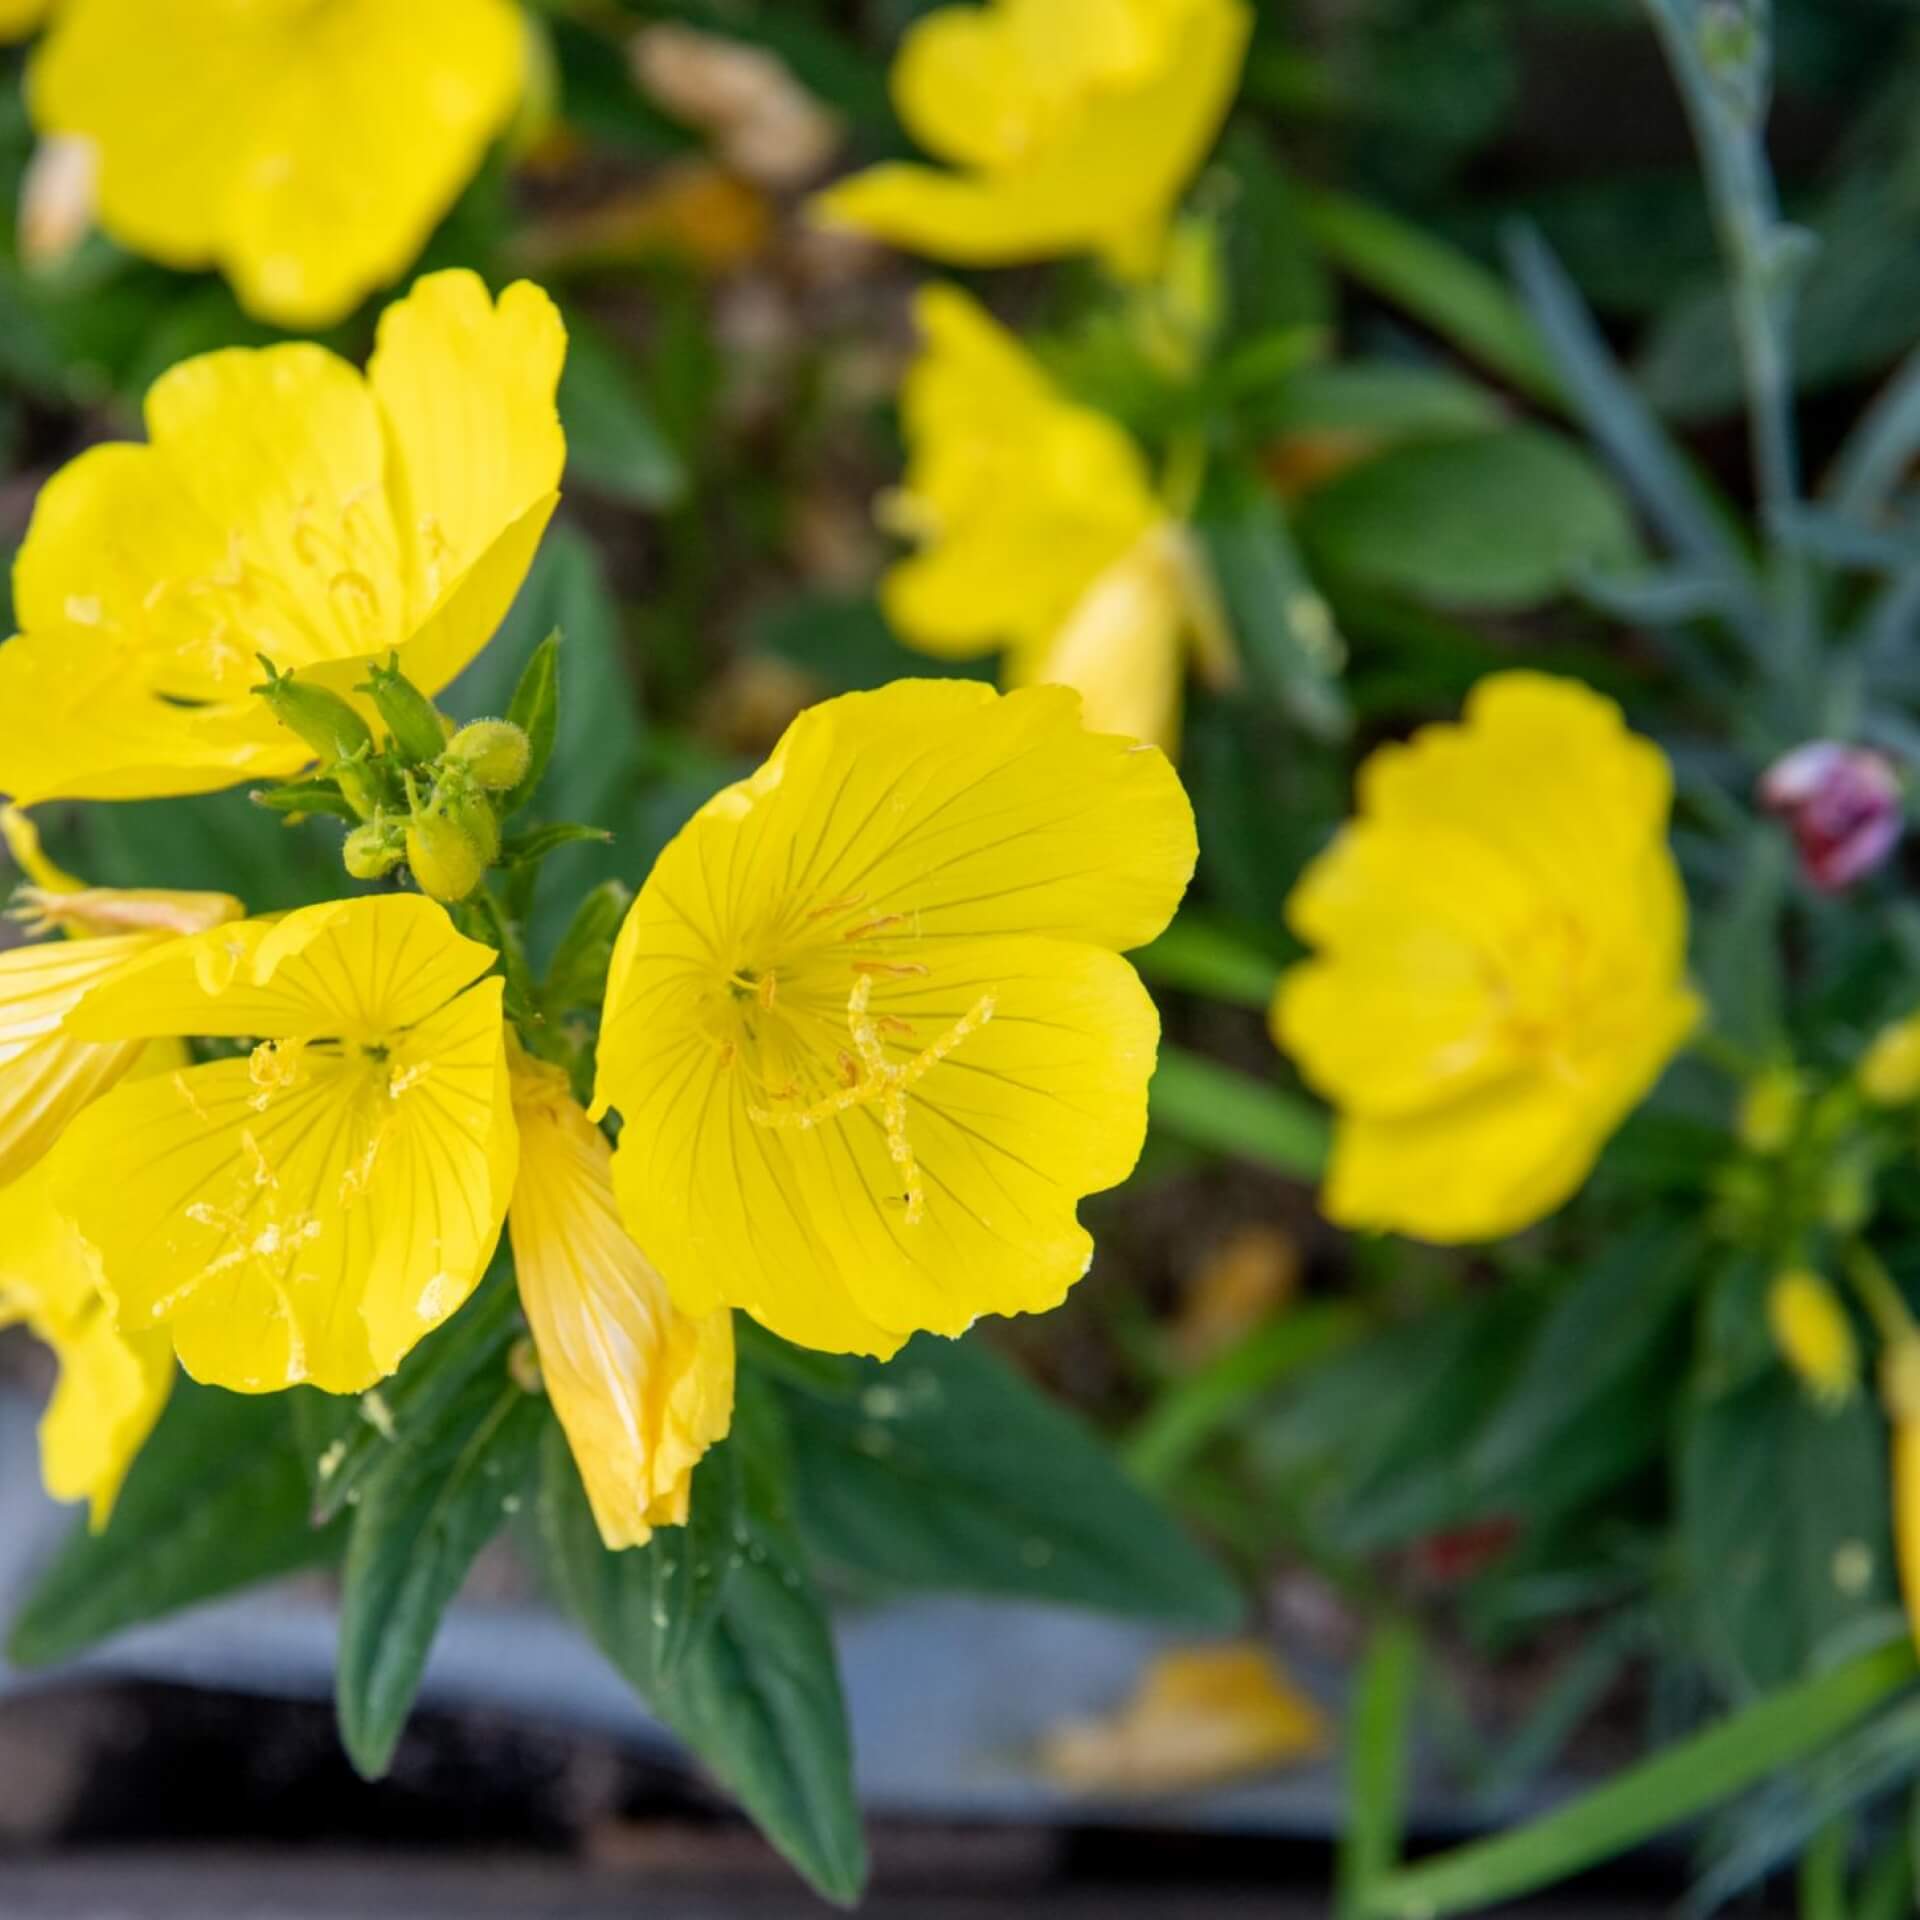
248, 1037, 310, 1107
851, 960, 931, 978
843, 914, 910, 942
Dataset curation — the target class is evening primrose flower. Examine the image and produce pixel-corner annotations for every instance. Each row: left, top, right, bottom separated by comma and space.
46, 895, 517, 1394
29, 0, 526, 325
0, 806, 243, 1188
1273, 673, 1700, 1243
813, 0, 1251, 279
508, 1051, 735, 1549
883, 286, 1229, 751
592, 678, 1196, 1358
0, 270, 564, 805
0, 1132, 173, 1529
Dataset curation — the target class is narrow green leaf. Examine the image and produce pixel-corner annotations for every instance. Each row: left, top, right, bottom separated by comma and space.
336, 1371, 546, 1779
1299, 190, 1561, 404
502, 630, 561, 817
542, 877, 633, 1017
778, 1334, 1244, 1630
1134, 914, 1285, 1012
1149, 1044, 1329, 1179
1339, 1620, 1421, 1920
499, 821, 614, 868
538, 1406, 866, 1904
9, 1382, 340, 1669
1366, 1641, 1920, 1920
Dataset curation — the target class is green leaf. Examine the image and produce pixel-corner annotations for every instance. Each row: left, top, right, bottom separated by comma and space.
502, 630, 560, 817
1300, 427, 1640, 610
542, 877, 633, 1017
1679, 1370, 1897, 1696
336, 1370, 546, 1778
1215, 125, 1334, 339
1339, 1620, 1421, 1920
776, 1333, 1243, 1629
1133, 913, 1285, 1013
755, 591, 995, 696
1195, 462, 1349, 739
557, 310, 686, 509
1149, 1044, 1329, 1180
498, 821, 614, 868
1366, 1641, 1920, 1920
9, 1381, 339, 1669
1258, 362, 1505, 444
296, 1260, 522, 1525
538, 1403, 866, 1904
1298, 190, 1561, 405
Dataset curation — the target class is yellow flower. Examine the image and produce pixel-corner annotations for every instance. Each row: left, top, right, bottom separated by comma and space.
883, 287, 1229, 751
0, 270, 565, 805
29, 0, 526, 325
1273, 673, 1700, 1243
46, 894, 518, 1394
0, 806, 243, 1189
592, 678, 1196, 1358
508, 1051, 735, 1550
1862, 1013, 1920, 1107
0, 1049, 180, 1529
813, 0, 1250, 279
1766, 1269, 1858, 1407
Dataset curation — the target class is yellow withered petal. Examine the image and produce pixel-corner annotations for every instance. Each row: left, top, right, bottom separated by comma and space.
0, 271, 564, 805
814, 0, 1249, 276
51, 976, 515, 1394
509, 1058, 734, 1549
594, 679, 1195, 1356
1273, 671, 1699, 1244
66, 894, 497, 1047
30, 0, 525, 326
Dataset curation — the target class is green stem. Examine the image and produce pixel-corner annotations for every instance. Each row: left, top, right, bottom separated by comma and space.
1339, 1620, 1421, 1920
1845, 1243, 1916, 1347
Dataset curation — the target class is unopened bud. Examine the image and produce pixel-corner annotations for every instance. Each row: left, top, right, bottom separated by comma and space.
1862, 1014, 1920, 1108
343, 822, 406, 881
360, 654, 452, 766
1884, 1339, 1920, 1425
331, 747, 395, 823
445, 720, 532, 793
1759, 742, 1903, 893
1737, 1066, 1801, 1156
405, 808, 488, 904
1823, 1146, 1878, 1236
255, 660, 374, 765
1768, 1269, 1859, 1408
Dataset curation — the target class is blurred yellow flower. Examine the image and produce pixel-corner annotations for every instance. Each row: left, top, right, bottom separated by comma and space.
1862, 1012, 1920, 1107
48, 894, 517, 1394
0, 271, 564, 805
883, 286, 1229, 751
814, 0, 1250, 279
0, 1131, 173, 1529
0, 806, 242, 1189
592, 679, 1196, 1358
509, 1052, 735, 1550
1767, 1269, 1859, 1407
1273, 673, 1700, 1243
29, 0, 525, 325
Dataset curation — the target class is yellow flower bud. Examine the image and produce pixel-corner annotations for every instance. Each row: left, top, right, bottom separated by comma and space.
1767, 1269, 1859, 1407
405, 809, 488, 904
342, 823, 406, 882
445, 720, 531, 793
1737, 1067, 1802, 1155
1862, 1015, 1920, 1107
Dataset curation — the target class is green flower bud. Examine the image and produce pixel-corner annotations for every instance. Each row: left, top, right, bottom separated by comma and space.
445, 719, 532, 792
343, 821, 407, 881
331, 747, 397, 823
405, 808, 489, 904
253, 658, 374, 764
360, 653, 452, 766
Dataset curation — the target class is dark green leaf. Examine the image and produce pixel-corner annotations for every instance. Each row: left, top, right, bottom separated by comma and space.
1299, 427, 1640, 610
10, 1381, 339, 1669
542, 878, 633, 1017
755, 591, 994, 696
1679, 1370, 1896, 1696
538, 1399, 866, 1904
558, 311, 686, 509
777, 1334, 1243, 1629
336, 1371, 546, 1778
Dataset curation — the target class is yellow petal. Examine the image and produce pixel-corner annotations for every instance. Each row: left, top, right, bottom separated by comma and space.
51, 978, 515, 1393
1039, 1643, 1328, 1794
509, 1059, 734, 1549
65, 895, 497, 1046
0, 804, 83, 893
0, 0, 49, 42
881, 285, 1160, 660
31, 0, 525, 327
0, 930, 163, 1188
0, 1156, 172, 1529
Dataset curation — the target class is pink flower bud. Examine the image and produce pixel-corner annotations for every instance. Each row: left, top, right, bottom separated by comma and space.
1758, 742, 1904, 892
